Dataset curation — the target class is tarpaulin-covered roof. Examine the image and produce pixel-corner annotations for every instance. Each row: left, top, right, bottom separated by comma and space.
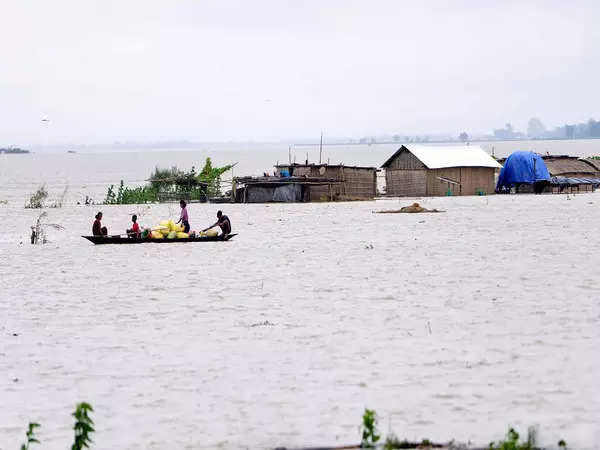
496, 151, 550, 190
381, 145, 502, 169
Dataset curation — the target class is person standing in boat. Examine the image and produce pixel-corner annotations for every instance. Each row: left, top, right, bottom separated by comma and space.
203, 210, 231, 237
92, 212, 108, 236
176, 199, 190, 233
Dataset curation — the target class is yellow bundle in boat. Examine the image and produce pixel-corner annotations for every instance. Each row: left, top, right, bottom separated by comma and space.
159, 220, 170, 228
167, 231, 177, 239
151, 230, 164, 239
176, 232, 189, 238
205, 229, 218, 237
171, 223, 184, 232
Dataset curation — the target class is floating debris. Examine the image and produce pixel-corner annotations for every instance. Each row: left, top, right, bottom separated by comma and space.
374, 202, 445, 214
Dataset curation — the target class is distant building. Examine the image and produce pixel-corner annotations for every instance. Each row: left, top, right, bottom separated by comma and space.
381, 145, 502, 197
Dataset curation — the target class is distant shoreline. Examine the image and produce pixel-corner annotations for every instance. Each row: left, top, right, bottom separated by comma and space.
0, 148, 29, 154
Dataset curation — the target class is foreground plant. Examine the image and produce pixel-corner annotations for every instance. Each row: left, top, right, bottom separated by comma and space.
20, 422, 40, 450
488, 427, 539, 450
361, 408, 380, 448
72, 402, 94, 450
30, 211, 64, 244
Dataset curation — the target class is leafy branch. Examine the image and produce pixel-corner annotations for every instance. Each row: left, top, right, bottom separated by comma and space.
72, 402, 95, 450
20, 422, 40, 450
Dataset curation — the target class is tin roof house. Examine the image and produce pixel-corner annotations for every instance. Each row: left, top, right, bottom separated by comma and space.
381, 145, 502, 197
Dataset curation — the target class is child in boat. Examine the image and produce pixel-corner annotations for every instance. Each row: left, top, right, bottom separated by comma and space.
127, 214, 140, 238
92, 212, 108, 236
176, 199, 190, 233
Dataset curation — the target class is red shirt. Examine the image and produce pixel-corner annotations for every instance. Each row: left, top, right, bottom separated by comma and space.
131, 222, 140, 233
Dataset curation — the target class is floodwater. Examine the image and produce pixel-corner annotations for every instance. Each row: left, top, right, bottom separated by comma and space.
1, 142, 600, 449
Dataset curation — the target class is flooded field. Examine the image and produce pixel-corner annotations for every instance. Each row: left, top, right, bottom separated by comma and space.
1, 147, 600, 449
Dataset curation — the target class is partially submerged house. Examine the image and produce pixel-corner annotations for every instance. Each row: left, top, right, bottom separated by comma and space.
381, 145, 502, 197
496, 153, 600, 193
543, 155, 600, 193
233, 163, 378, 203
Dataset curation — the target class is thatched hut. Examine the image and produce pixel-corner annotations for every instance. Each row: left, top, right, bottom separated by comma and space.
381, 145, 502, 197
542, 156, 600, 193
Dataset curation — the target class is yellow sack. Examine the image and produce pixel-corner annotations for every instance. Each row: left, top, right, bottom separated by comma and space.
151, 230, 164, 239
168, 219, 176, 231
172, 223, 184, 232
205, 229, 218, 237
159, 220, 170, 228
167, 231, 177, 239
176, 232, 189, 239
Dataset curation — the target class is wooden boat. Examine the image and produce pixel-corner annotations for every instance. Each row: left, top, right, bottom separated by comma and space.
82, 233, 237, 245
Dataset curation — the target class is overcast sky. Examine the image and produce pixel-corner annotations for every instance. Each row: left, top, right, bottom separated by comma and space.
1, 0, 599, 144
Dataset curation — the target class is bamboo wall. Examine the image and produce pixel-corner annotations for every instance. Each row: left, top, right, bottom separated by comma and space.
307, 166, 376, 201
426, 167, 496, 196
385, 169, 427, 196
277, 165, 377, 201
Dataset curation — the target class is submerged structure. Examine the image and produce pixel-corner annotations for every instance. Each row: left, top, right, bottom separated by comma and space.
381, 145, 502, 197
497, 152, 600, 193
233, 164, 378, 203
496, 151, 550, 193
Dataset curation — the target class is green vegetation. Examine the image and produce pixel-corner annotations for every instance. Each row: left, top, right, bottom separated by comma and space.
104, 157, 233, 204
20, 422, 40, 450
25, 185, 48, 208
104, 180, 158, 205
72, 402, 94, 450
488, 427, 538, 450
360, 409, 567, 449
361, 408, 380, 448
197, 157, 234, 197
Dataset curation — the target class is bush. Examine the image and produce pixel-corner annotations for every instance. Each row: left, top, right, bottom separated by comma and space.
25, 185, 48, 208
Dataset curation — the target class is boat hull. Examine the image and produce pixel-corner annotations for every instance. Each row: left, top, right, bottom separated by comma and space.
82, 234, 237, 245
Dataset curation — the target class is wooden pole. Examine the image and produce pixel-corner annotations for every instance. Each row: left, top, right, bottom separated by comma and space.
319, 131, 323, 164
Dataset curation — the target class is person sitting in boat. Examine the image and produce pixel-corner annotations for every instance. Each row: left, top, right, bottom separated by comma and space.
127, 214, 140, 238
203, 210, 231, 236
92, 212, 108, 236
176, 199, 190, 233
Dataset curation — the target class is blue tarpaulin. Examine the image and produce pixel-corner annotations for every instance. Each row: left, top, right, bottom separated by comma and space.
496, 151, 550, 191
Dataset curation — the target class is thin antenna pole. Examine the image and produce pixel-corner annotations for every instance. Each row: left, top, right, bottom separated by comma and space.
289, 145, 292, 164
319, 131, 323, 164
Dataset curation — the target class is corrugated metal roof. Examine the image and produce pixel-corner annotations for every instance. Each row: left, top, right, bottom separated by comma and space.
382, 145, 502, 169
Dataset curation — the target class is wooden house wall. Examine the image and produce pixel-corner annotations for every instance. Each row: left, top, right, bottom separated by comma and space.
426, 167, 496, 196
386, 150, 426, 170
385, 165, 495, 197
385, 169, 427, 196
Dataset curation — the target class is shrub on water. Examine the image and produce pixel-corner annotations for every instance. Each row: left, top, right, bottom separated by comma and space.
72, 402, 94, 450
20, 422, 40, 450
361, 408, 380, 448
25, 185, 48, 209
